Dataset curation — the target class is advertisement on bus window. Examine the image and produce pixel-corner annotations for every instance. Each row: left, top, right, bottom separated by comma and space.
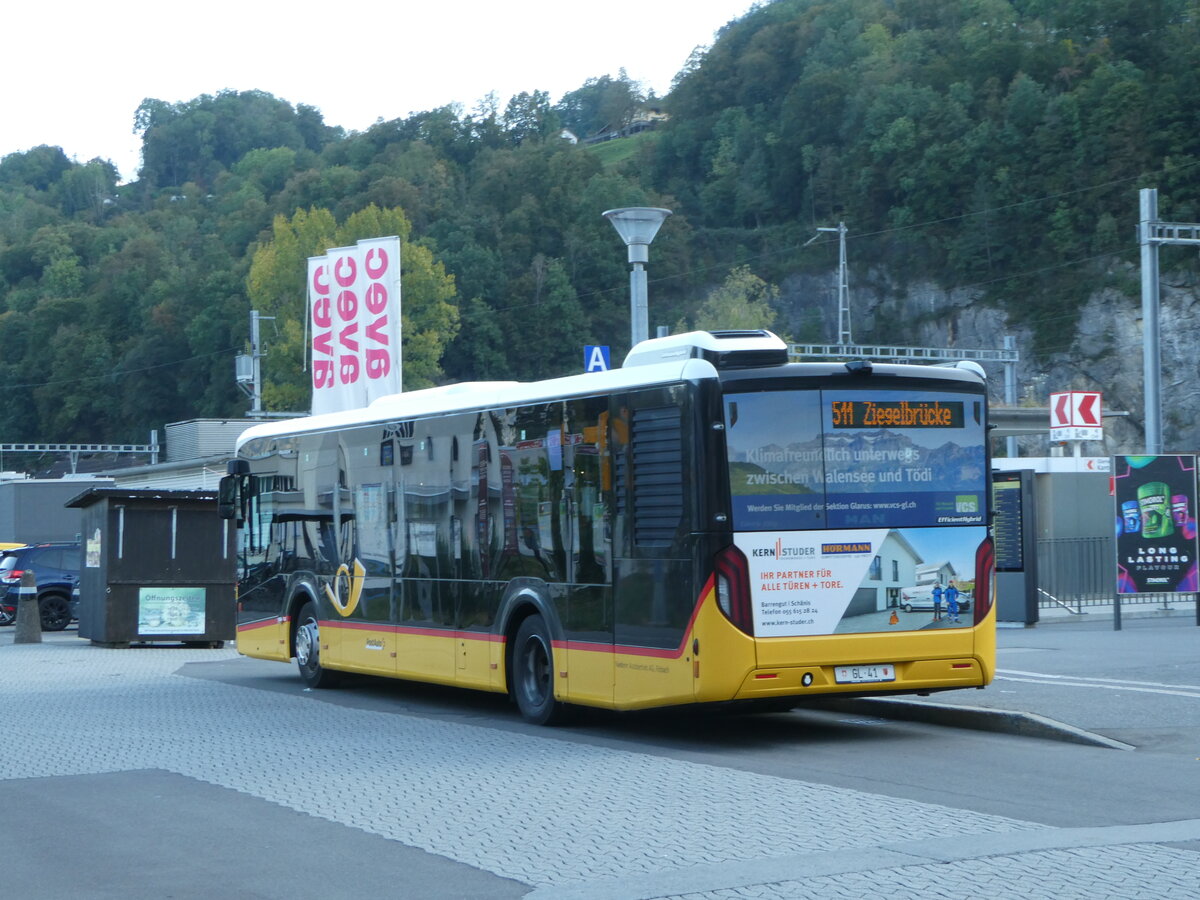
734, 526, 987, 636
724, 388, 987, 532
1113, 454, 1199, 594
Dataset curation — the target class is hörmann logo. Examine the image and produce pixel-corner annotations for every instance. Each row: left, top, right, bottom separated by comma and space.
751, 538, 817, 559
821, 542, 873, 555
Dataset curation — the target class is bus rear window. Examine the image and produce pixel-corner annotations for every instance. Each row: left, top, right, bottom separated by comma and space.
725, 388, 987, 531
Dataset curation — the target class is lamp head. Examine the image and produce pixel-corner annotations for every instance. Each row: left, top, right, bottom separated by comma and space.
603, 207, 672, 263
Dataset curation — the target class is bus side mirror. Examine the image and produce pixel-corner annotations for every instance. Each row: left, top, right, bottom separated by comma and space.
218, 475, 239, 521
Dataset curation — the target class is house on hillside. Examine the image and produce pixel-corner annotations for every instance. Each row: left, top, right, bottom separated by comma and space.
582, 107, 671, 145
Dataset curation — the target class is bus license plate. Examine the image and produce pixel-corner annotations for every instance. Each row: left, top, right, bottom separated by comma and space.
835, 664, 895, 684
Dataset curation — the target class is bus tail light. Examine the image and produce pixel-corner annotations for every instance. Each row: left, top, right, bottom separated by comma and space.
715, 544, 754, 635
972, 535, 995, 625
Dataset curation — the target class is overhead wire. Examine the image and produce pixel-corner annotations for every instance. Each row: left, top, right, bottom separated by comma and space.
3, 346, 241, 392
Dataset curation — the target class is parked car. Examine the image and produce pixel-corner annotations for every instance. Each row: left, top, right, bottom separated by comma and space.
0, 542, 82, 631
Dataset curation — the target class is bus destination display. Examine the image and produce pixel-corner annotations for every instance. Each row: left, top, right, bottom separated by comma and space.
831, 399, 964, 429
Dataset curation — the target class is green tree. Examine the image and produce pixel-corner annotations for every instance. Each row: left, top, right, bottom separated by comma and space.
135, 90, 338, 189
555, 72, 646, 137
502, 256, 589, 381
679, 266, 780, 333
503, 91, 560, 145
0, 145, 73, 191
52, 159, 119, 218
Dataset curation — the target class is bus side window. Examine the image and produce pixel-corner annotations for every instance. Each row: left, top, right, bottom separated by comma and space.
610, 405, 631, 557
510, 402, 566, 582
572, 395, 610, 584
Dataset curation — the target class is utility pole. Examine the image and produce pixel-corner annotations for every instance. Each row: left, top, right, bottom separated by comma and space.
236, 310, 274, 417
800, 221, 1019, 454
808, 222, 852, 344
1138, 188, 1200, 454
1004, 335, 1019, 458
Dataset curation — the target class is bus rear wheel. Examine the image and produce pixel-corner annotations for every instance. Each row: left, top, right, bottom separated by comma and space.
294, 601, 340, 689
511, 614, 564, 725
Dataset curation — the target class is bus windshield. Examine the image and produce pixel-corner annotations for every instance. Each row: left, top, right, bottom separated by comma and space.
725, 387, 987, 532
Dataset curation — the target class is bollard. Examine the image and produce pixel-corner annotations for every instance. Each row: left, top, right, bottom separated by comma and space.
13, 570, 41, 644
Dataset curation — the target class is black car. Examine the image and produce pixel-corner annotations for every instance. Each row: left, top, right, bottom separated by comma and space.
0, 542, 82, 631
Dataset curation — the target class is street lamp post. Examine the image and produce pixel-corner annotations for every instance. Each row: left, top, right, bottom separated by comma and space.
603, 207, 672, 347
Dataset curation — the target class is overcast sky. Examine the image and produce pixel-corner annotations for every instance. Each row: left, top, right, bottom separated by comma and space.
5, 0, 757, 182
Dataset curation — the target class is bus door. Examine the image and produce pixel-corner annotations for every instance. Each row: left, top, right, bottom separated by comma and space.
234, 481, 292, 661
563, 396, 616, 706
395, 465, 456, 683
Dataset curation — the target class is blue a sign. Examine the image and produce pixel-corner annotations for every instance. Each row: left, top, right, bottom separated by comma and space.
584, 345, 611, 373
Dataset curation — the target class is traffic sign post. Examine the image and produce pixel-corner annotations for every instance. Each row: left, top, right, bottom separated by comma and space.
1049, 391, 1103, 443
584, 345, 611, 373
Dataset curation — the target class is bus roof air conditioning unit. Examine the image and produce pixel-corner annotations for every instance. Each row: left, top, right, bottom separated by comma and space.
623, 330, 789, 370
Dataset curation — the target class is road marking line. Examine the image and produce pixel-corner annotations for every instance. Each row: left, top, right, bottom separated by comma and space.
993, 672, 1200, 700
999, 669, 1200, 691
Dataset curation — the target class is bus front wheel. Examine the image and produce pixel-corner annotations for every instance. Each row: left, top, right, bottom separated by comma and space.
511, 614, 564, 725
294, 601, 340, 689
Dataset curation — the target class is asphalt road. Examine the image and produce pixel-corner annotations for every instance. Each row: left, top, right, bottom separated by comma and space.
2, 615, 1198, 899
857, 612, 1200, 754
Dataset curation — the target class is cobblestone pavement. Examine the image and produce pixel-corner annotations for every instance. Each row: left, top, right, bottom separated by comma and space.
2, 637, 1198, 898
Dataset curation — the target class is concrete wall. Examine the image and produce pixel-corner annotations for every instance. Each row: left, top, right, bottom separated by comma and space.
1033, 472, 1113, 540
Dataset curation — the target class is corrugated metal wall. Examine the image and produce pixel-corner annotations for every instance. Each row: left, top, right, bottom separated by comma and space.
164, 420, 255, 462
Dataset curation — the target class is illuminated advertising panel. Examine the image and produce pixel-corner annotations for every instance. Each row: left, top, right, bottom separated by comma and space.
1113, 455, 1198, 594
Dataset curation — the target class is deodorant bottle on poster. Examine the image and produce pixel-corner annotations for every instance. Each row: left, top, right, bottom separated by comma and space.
1121, 500, 1140, 534
1171, 494, 1189, 527
1138, 481, 1174, 538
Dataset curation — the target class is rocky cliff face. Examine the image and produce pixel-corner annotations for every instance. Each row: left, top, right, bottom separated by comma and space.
779, 267, 1200, 457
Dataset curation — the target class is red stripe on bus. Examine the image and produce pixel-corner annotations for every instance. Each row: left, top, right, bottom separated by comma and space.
316, 575, 715, 658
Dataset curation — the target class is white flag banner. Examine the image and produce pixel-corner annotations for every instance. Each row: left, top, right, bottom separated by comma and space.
309, 236, 403, 415
356, 235, 402, 404
308, 254, 339, 415
310, 246, 358, 415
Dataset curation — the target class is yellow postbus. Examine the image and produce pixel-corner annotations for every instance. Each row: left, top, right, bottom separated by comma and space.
221, 330, 995, 723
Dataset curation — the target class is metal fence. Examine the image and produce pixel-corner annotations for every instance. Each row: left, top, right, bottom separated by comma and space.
1035, 536, 1182, 614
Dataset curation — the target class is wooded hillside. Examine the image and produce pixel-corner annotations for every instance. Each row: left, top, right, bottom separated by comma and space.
1, 0, 1196, 453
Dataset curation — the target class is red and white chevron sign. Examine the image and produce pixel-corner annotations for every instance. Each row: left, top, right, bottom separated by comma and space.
1049, 391, 1103, 441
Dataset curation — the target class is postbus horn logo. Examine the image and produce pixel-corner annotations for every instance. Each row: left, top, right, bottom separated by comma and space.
325, 558, 366, 617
